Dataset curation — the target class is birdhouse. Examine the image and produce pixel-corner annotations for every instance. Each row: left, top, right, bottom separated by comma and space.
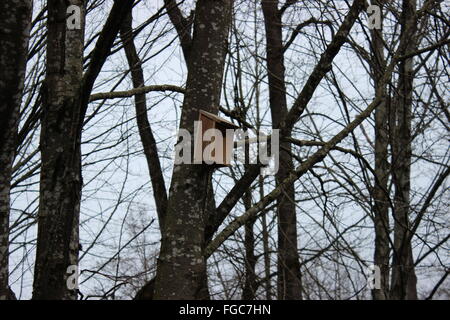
193, 109, 239, 167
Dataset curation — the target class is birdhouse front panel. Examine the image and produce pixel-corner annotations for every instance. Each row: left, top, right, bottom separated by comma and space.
193, 109, 239, 167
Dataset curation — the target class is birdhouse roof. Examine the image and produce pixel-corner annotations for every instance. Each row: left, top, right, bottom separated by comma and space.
199, 110, 239, 129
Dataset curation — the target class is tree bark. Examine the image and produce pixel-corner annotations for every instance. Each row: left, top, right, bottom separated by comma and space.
369, 1, 391, 300
261, 0, 302, 300
33, 0, 85, 300
242, 190, 257, 300
153, 0, 233, 299
389, 0, 418, 300
260, 177, 273, 300
33, 0, 135, 300
0, 0, 33, 300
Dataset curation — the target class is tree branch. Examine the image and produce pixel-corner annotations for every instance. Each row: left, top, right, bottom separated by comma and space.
89, 85, 185, 102
120, 9, 169, 228
164, 0, 193, 61
80, 0, 135, 121
205, 37, 407, 256
283, 18, 332, 53
280, 0, 365, 135
279, 0, 297, 17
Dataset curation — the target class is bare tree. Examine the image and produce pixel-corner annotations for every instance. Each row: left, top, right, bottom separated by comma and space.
153, 0, 234, 299
0, 0, 33, 301
261, 0, 302, 300
33, 0, 134, 299
369, 0, 391, 300
389, 0, 419, 300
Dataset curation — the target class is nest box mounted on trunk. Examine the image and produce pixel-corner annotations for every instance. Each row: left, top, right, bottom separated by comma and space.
194, 109, 239, 167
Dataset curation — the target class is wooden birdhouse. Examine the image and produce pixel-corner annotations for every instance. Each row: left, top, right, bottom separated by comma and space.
194, 109, 239, 167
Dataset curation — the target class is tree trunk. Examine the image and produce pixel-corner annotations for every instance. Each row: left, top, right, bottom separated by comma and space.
260, 177, 273, 300
390, 0, 418, 300
33, 0, 85, 300
33, 0, 134, 300
242, 191, 257, 300
261, 0, 302, 300
0, 0, 33, 301
370, 1, 390, 300
153, 0, 233, 299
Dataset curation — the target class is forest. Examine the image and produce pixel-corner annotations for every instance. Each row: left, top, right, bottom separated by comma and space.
0, 0, 448, 300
